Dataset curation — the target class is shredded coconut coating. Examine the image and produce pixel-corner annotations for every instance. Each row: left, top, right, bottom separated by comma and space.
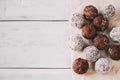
68, 34, 85, 51
71, 13, 85, 29
110, 27, 120, 42
95, 58, 111, 73
102, 4, 115, 18
83, 46, 100, 62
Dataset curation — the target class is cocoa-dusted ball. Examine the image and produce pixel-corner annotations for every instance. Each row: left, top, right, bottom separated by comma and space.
72, 58, 89, 74
108, 45, 120, 60
93, 34, 109, 50
93, 15, 109, 31
84, 5, 98, 20
82, 24, 96, 39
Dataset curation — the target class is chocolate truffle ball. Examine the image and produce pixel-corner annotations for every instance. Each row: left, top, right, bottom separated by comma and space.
71, 13, 85, 29
83, 46, 100, 62
93, 34, 109, 50
102, 4, 115, 18
110, 27, 120, 42
84, 5, 98, 20
108, 45, 120, 60
93, 15, 109, 31
95, 58, 111, 73
72, 58, 89, 74
68, 34, 85, 51
82, 24, 96, 39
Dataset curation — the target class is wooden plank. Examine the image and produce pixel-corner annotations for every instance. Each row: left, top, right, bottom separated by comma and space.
0, 0, 20, 8
0, 22, 70, 68
0, 0, 69, 20
0, 69, 71, 80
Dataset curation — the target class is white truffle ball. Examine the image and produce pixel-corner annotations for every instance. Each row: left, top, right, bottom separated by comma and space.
110, 27, 120, 42
95, 58, 111, 73
68, 34, 85, 51
83, 46, 100, 62
71, 13, 85, 29
102, 4, 115, 18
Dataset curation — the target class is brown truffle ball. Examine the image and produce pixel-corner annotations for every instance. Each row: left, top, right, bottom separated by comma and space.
84, 5, 98, 20
72, 58, 89, 74
82, 24, 96, 39
108, 45, 120, 60
93, 34, 109, 50
93, 15, 109, 31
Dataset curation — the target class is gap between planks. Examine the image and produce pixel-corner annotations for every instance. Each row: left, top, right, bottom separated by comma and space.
0, 20, 68, 22
0, 67, 71, 69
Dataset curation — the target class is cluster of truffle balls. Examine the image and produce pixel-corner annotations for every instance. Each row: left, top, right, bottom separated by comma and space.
70, 4, 120, 75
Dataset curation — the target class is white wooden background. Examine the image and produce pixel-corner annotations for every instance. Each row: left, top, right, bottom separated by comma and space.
0, 0, 72, 80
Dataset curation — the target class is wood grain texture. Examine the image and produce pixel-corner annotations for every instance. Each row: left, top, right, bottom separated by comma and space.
0, 22, 70, 68
0, 0, 69, 20
0, 0, 71, 79
0, 69, 71, 80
